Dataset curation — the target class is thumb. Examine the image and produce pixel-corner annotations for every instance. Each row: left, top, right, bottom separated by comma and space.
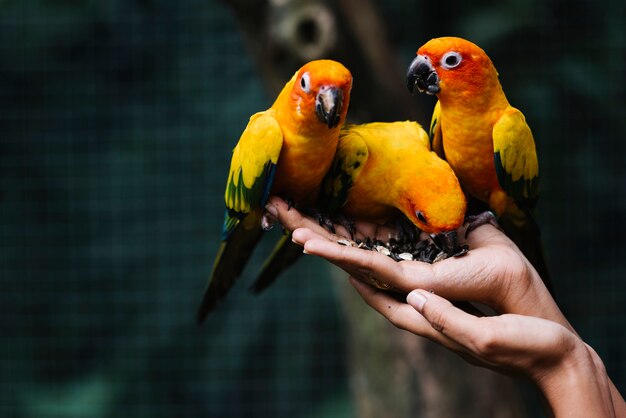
406, 290, 476, 338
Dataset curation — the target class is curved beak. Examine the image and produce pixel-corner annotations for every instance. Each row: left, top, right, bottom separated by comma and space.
407, 55, 440, 95
316, 86, 344, 128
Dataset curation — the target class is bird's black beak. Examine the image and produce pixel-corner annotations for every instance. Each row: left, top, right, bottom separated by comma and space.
315, 86, 343, 128
407, 55, 440, 95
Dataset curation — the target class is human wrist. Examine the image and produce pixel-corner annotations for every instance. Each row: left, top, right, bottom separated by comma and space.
535, 339, 614, 417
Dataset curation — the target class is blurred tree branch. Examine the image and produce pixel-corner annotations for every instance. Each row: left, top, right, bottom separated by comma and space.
222, 0, 424, 123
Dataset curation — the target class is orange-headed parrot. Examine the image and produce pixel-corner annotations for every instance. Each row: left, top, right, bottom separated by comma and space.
197, 60, 352, 322
324, 121, 466, 234
251, 121, 467, 293
406, 36, 552, 291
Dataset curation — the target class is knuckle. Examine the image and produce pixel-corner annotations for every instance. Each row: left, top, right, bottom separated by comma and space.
471, 325, 499, 357
423, 302, 450, 333
484, 246, 529, 306
500, 268, 536, 308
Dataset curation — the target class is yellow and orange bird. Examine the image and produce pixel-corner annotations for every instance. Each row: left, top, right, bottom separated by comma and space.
324, 121, 466, 235
197, 60, 352, 322
251, 121, 467, 293
406, 37, 551, 290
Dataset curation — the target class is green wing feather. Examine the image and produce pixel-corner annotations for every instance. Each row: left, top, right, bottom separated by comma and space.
197, 111, 283, 322
492, 108, 539, 207
222, 111, 283, 239
492, 108, 553, 293
251, 126, 372, 294
321, 125, 369, 214
429, 100, 445, 158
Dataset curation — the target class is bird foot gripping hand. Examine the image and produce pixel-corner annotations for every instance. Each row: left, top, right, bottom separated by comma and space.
463, 211, 501, 238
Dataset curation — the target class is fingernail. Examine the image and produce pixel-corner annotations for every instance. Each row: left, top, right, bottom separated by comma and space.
407, 290, 427, 312
292, 229, 302, 245
302, 248, 310, 255
264, 203, 278, 218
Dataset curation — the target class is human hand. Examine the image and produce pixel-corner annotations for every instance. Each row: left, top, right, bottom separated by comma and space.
264, 196, 568, 330
357, 285, 615, 417
264, 196, 624, 416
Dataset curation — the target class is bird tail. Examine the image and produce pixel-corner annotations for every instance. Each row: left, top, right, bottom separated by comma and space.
196, 212, 263, 324
249, 233, 304, 294
499, 210, 555, 296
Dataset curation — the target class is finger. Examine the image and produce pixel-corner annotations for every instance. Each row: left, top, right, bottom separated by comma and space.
399, 245, 508, 303
303, 237, 405, 285
349, 278, 464, 351
409, 290, 576, 368
291, 229, 382, 281
407, 289, 490, 350
266, 197, 358, 240
265, 197, 327, 235
292, 227, 352, 248
292, 227, 334, 245
300, 233, 474, 298
295, 221, 509, 308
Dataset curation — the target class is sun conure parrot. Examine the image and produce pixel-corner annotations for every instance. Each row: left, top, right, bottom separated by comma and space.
323, 121, 466, 233
196, 60, 352, 323
406, 36, 552, 292
250, 121, 467, 293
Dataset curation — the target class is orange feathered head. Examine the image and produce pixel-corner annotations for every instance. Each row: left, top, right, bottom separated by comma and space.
401, 152, 467, 234
407, 37, 499, 100
282, 60, 352, 131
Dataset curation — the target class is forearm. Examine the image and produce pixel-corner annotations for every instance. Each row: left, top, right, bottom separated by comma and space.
537, 343, 615, 417
586, 345, 626, 416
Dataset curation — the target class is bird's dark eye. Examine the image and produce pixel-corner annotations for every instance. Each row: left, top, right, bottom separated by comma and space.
441, 52, 462, 69
300, 72, 311, 93
416, 211, 427, 223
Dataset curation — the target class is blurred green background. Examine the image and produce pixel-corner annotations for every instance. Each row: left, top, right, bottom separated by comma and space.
0, 0, 624, 417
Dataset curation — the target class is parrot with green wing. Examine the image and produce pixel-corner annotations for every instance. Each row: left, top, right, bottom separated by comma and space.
406, 36, 552, 292
250, 121, 467, 293
324, 121, 466, 234
196, 60, 352, 323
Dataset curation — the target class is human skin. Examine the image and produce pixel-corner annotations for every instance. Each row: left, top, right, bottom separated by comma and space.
264, 196, 625, 417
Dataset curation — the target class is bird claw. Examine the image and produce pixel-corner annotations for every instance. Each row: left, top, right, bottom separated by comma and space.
261, 214, 275, 231
331, 213, 357, 239
283, 196, 296, 211
430, 230, 468, 258
317, 213, 336, 234
464, 211, 501, 238
298, 208, 358, 239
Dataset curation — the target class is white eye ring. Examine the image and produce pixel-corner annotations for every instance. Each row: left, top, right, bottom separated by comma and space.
300, 72, 311, 93
441, 52, 462, 69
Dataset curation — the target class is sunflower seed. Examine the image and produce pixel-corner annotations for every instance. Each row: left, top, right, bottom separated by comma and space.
337, 239, 353, 247
433, 251, 447, 263
375, 245, 390, 256
397, 252, 414, 261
